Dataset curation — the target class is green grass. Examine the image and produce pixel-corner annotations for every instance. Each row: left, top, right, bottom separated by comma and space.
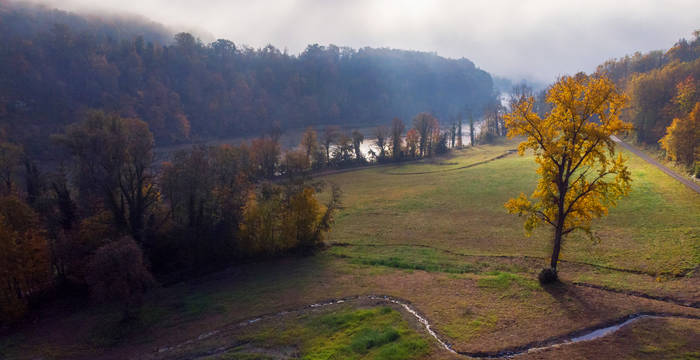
233, 306, 429, 360
349, 327, 400, 353
329, 245, 485, 274
301, 307, 428, 360
382, 144, 514, 174
180, 292, 229, 319
477, 271, 539, 291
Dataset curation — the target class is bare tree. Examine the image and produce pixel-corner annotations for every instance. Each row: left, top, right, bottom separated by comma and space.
351, 129, 365, 161
390, 118, 405, 161
469, 113, 475, 146
412, 113, 437, 157
374, 125, 390, 160
300, 127, 319, 168
509, 83, 534, 112
57, 111, 158, 244
457, 114, 463, 148
321, 126, 340, 166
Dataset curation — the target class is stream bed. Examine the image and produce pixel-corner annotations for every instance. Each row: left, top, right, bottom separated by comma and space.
157, 294, 699, 358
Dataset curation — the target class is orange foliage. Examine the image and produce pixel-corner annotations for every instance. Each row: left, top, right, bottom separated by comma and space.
0, 196, 50, 322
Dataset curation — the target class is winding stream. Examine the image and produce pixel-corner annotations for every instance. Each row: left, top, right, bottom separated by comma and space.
156, 294, 699, 358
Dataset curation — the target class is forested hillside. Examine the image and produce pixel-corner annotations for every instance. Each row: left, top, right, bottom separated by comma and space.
0, 3, 494, 158
596, 32, 700, 172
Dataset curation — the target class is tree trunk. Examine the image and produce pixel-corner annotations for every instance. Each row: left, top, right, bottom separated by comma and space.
551, 225, 562, 270
469, 120, 475, 147
552, 173, 567, 272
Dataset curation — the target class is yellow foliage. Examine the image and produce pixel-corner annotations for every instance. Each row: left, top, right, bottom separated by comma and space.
239, 191, 275, 255
239, 186, 327, 255
674, 76, 697, 115
504, 74, 633, 240
659, 102, 700, 167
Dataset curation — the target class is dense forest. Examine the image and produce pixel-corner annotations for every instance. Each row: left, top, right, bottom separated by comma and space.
595, 31, 700, 173
0, 2, 495, 159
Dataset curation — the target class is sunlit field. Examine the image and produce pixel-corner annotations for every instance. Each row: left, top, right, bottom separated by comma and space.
324, 138, 699, 275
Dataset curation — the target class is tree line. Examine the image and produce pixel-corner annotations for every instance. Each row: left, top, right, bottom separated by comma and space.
0, 111, 342, 323
595, 31, 700, 175
0, 3, 495, 160
293, 106, 507, 172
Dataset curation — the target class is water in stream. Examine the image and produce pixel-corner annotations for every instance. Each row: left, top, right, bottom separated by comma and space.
155, 121, 484, 161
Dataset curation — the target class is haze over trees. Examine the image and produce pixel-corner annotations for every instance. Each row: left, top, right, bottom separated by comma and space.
479, 101, 507, 143
504, 74, 633, 283
596, 31, 700, 174
0, 2, 495, 160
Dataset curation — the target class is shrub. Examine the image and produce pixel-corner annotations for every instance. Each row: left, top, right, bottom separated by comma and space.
85, 237, 154, 319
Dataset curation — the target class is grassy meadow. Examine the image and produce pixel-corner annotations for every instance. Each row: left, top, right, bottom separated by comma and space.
2, 138, 698, 359
324, 138, 699, 275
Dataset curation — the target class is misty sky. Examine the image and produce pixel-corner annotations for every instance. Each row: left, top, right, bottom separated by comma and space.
33, 0, 700, 83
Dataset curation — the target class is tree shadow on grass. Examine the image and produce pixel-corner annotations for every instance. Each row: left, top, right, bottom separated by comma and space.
542, 281, 601, 320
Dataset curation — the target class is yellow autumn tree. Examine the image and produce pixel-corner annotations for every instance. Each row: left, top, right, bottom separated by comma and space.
659, 102, 700, 168
673, 76, 696, 115
239, 190, 280, 255
504, 73, 633, 283
300, 127, 319, 168
239, 182, 341, 255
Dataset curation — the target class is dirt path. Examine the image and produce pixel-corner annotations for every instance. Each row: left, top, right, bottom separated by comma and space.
611, 135, 700, 194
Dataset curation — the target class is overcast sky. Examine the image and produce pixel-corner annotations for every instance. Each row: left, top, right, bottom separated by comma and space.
33, 0, 700, 83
